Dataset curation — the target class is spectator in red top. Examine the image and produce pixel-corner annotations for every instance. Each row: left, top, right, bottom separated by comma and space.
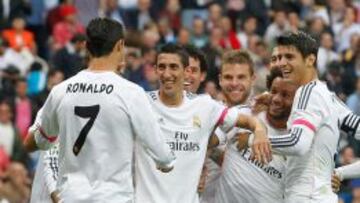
2, 16, 35, 52
219, 16, 241, 50
52, 4, 84, 50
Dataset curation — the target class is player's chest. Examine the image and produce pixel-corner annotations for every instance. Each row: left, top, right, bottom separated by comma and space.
155, 111, 212, 150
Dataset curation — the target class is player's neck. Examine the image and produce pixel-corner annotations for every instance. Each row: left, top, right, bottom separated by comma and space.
266, 113, 287, 129
300, 68, 318, 85
87, 56, 119, 72
226, 97, 248, 107
159, 90, 183, 107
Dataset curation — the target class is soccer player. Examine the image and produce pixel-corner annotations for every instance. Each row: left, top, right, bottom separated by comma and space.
134, 43, 270, 203
183, 44, 207, 93
254, 32, 344, 202
216, 67, 298, 203
201, 49, 257, 203
24, 18, 175, 202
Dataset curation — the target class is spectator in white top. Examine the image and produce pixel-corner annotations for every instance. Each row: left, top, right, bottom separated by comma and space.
317, 31, 339, 77
333, 6, 360, 52
264, 9, 291, 46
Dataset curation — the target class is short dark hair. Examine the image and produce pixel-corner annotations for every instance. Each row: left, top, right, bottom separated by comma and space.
71, 33, 87, 44
157, 43, 189, 67
266, 67, 283, 90
276, 32, 319, 66
86, 18, 125, 57
221, 50, 254, 76
183, 44, 208, 73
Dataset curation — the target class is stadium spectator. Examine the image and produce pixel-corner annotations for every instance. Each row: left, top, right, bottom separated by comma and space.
2, 16, 35, 53
219, 16, 241, 50
317, 31, 340, 77
0, 101, 27, 164
51, 33, 87, 79
191, 17, 208, 48
52, 4, 85, 50
347, 77, 360, 115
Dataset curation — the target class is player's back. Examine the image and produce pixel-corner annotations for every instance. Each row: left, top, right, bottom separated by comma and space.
51, 70, 144, 202
285, 80, 339, 202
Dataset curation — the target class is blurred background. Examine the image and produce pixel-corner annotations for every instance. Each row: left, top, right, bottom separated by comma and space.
0, 0, 359, 202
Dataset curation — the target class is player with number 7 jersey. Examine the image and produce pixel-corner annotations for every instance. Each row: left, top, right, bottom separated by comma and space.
24, 18, 175, 203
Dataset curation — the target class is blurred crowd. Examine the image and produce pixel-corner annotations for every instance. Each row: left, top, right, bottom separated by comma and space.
0, 0, 359, 202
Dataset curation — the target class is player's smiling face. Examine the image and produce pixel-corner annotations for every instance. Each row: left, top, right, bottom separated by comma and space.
219, 63, 254, 106
184, 57, 205, 93
156, 53, 185, 97
272, 45, 307, 86
268, 77, 297, 120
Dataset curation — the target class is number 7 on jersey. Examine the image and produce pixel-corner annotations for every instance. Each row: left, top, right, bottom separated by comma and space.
73, 105, 100, 156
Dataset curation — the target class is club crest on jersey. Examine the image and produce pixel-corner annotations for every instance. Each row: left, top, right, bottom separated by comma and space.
193, 116, 201, 128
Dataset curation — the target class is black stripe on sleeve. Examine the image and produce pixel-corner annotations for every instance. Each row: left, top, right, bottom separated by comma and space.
270, 128, 303, 147
341, 113, 360, 137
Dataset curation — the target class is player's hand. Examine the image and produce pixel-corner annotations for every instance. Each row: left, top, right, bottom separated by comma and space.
252, 92, 271, 114
198, 165, 208, 193
251, 128, 272, 165
157, 165, 174, 173
331, 172, 341, 193
237, 132, 251, 151
51, 190, 60, 203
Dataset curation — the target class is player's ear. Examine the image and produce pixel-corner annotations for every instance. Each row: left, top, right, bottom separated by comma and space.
200, 72, 207, 82
115, 39, 124, 53
305, 54, 316, 68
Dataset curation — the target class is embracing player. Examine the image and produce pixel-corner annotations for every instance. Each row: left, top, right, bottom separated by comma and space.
260, 32, 349, 202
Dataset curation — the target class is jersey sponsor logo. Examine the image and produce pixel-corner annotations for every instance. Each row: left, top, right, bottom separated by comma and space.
167, 131, 200, 152
193, 115, 201, 128
241, 149, 283, 179
66, 83, 114, 94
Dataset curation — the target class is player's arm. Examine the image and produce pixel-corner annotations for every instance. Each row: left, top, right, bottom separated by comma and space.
267, 85, 324, 156
332, 161, 360, 192
131, 90, 175, 172
333, 96, 360, 140
216, 107, 271, 164
334, 161, 360, 181
24, 91, 59, 152
42, 145, 60, 202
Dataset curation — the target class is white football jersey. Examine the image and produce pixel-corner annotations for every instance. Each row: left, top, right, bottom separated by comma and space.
135, 91, 238, 203
30, 109, 59, 203
215, 108, 287, 203
30, 145, 59, 203
200, 105, 249, 203
35, 70, 175, 203
269, 80, 339, 202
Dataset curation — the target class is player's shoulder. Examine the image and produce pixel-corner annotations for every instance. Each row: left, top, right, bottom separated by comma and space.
296, 80, 330, 109
297, 80, 328, 95
234, 104, 252, 115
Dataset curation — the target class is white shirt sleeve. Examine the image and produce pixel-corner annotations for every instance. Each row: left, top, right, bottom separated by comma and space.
335, 161, 360, 181
130, 89, 175, 169
42, 145, 59, 194
217, 107, 240, 133
34, 90, 60, 150
334, 95, 360, 140
269, 84, 326, 156
29, 106, 59, 193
